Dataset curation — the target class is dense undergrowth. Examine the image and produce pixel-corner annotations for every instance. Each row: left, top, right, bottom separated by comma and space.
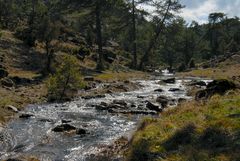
127, 90, 240, 161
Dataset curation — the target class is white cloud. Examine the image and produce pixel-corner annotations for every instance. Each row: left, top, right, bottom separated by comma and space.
180, 0, 240, 24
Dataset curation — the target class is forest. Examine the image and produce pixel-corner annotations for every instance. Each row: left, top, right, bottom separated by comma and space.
1, 0, 239, 72
0, 0, 240, 161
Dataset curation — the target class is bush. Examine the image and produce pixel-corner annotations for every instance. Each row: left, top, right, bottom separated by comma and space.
188, 58, 196, 68
47, 55, 86, 101
177, 63, 186, 72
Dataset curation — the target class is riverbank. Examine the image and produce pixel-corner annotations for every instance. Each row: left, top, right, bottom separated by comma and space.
126, 76, 240, 161
0, 71, 148, 125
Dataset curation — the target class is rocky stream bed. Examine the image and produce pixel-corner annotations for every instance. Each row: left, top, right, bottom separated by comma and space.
0, 73, 211, 161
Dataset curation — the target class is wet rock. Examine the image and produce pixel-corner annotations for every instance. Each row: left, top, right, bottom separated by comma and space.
112, 100, 127, 106
76, 128, 87, 135
195, 79, 236, 100
154, 88, 164, 92
169, 88, 182, 92
1, 77, 15, 87
156, 96, 169, 108
178, 98, 187, 103
0, 68, 8, 79
95, 102, 109, 110
52, 124, 76, 132
5, 105, 19, 113
162, 78, 175, 84
82, 94, 105, 99
62, 119, 72, 123
84, 76, 94, 81
189, 80, 207, 87
137, 95, 145, 99
146, 101, 162, 112
115, 84, 128, 92
19, 113, 34, 119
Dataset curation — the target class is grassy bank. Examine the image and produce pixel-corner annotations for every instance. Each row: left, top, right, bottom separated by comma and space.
94, 71, 148, 82
127, 90, 240, 161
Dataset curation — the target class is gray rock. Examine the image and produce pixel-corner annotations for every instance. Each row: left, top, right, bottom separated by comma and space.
154, 89, 164, 92
162, 78, 175, 84
156, 96, 169, 108
76, 128, 87, 135
5, 105, 19, 113
52, 124, 76, 132
169, 88, 182, 92
146, 101, 162, 112
19, 113, 34, 119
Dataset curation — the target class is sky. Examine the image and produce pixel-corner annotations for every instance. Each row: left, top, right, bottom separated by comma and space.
179, 0, 240, 24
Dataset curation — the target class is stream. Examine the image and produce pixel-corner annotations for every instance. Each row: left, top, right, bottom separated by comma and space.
0, 73, 199, 161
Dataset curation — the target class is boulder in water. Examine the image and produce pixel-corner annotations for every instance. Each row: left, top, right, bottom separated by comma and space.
146, 101, 162, 112
169, 88, 183, 92
156, 96, 169, 108
19, 113, 34, 119
76, 128, 87, 135
52, 124, 76, 132
189, 80, 207, 87
195, 79, 236, 100
112, 100, 128, 107
154, 88, 164, 92
162, 78, 175, 84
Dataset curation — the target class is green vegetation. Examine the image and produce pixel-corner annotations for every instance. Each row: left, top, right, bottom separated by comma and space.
47, 55, 86, 101
127, 91, 240, 161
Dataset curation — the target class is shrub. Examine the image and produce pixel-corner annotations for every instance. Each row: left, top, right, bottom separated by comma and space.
47, 55, 86, 101
188, 58, 196, 68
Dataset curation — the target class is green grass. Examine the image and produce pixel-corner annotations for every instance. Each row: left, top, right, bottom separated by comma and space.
95, 71, 148, 82
178, 64, 240, 80
126, 91, 240, 161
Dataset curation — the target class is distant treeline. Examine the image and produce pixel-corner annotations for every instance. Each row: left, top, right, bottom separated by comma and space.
0, 0, 239, 71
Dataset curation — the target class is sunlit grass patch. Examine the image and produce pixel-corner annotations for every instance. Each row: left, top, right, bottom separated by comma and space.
126, 91, 240, 161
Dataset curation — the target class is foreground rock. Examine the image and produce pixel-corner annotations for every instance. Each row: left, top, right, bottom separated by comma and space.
52, 124, 88, 135
195, 79, 236, 100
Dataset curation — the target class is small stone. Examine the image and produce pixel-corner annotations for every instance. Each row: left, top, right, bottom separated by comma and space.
5, 105, 19, 113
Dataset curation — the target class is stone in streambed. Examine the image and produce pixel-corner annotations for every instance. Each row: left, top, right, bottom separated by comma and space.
146, 101, 162, 112
156, 96, 169, 108
161, 78, 175, 84
154, 88, 164, 92
76, 128, 87, 135
52, 124, 76, 132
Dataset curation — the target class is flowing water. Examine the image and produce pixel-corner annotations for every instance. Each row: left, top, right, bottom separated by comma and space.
0, 74, 198, 161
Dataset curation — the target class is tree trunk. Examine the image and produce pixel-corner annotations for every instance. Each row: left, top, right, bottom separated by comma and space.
139, 1, 171, 70
95, 0, 104, 70
60, 73, 70, 101
131, 0, 137, 69
45, 40, 52, 75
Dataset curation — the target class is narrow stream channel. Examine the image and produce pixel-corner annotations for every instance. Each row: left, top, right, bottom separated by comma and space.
0, 74, 196, 161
